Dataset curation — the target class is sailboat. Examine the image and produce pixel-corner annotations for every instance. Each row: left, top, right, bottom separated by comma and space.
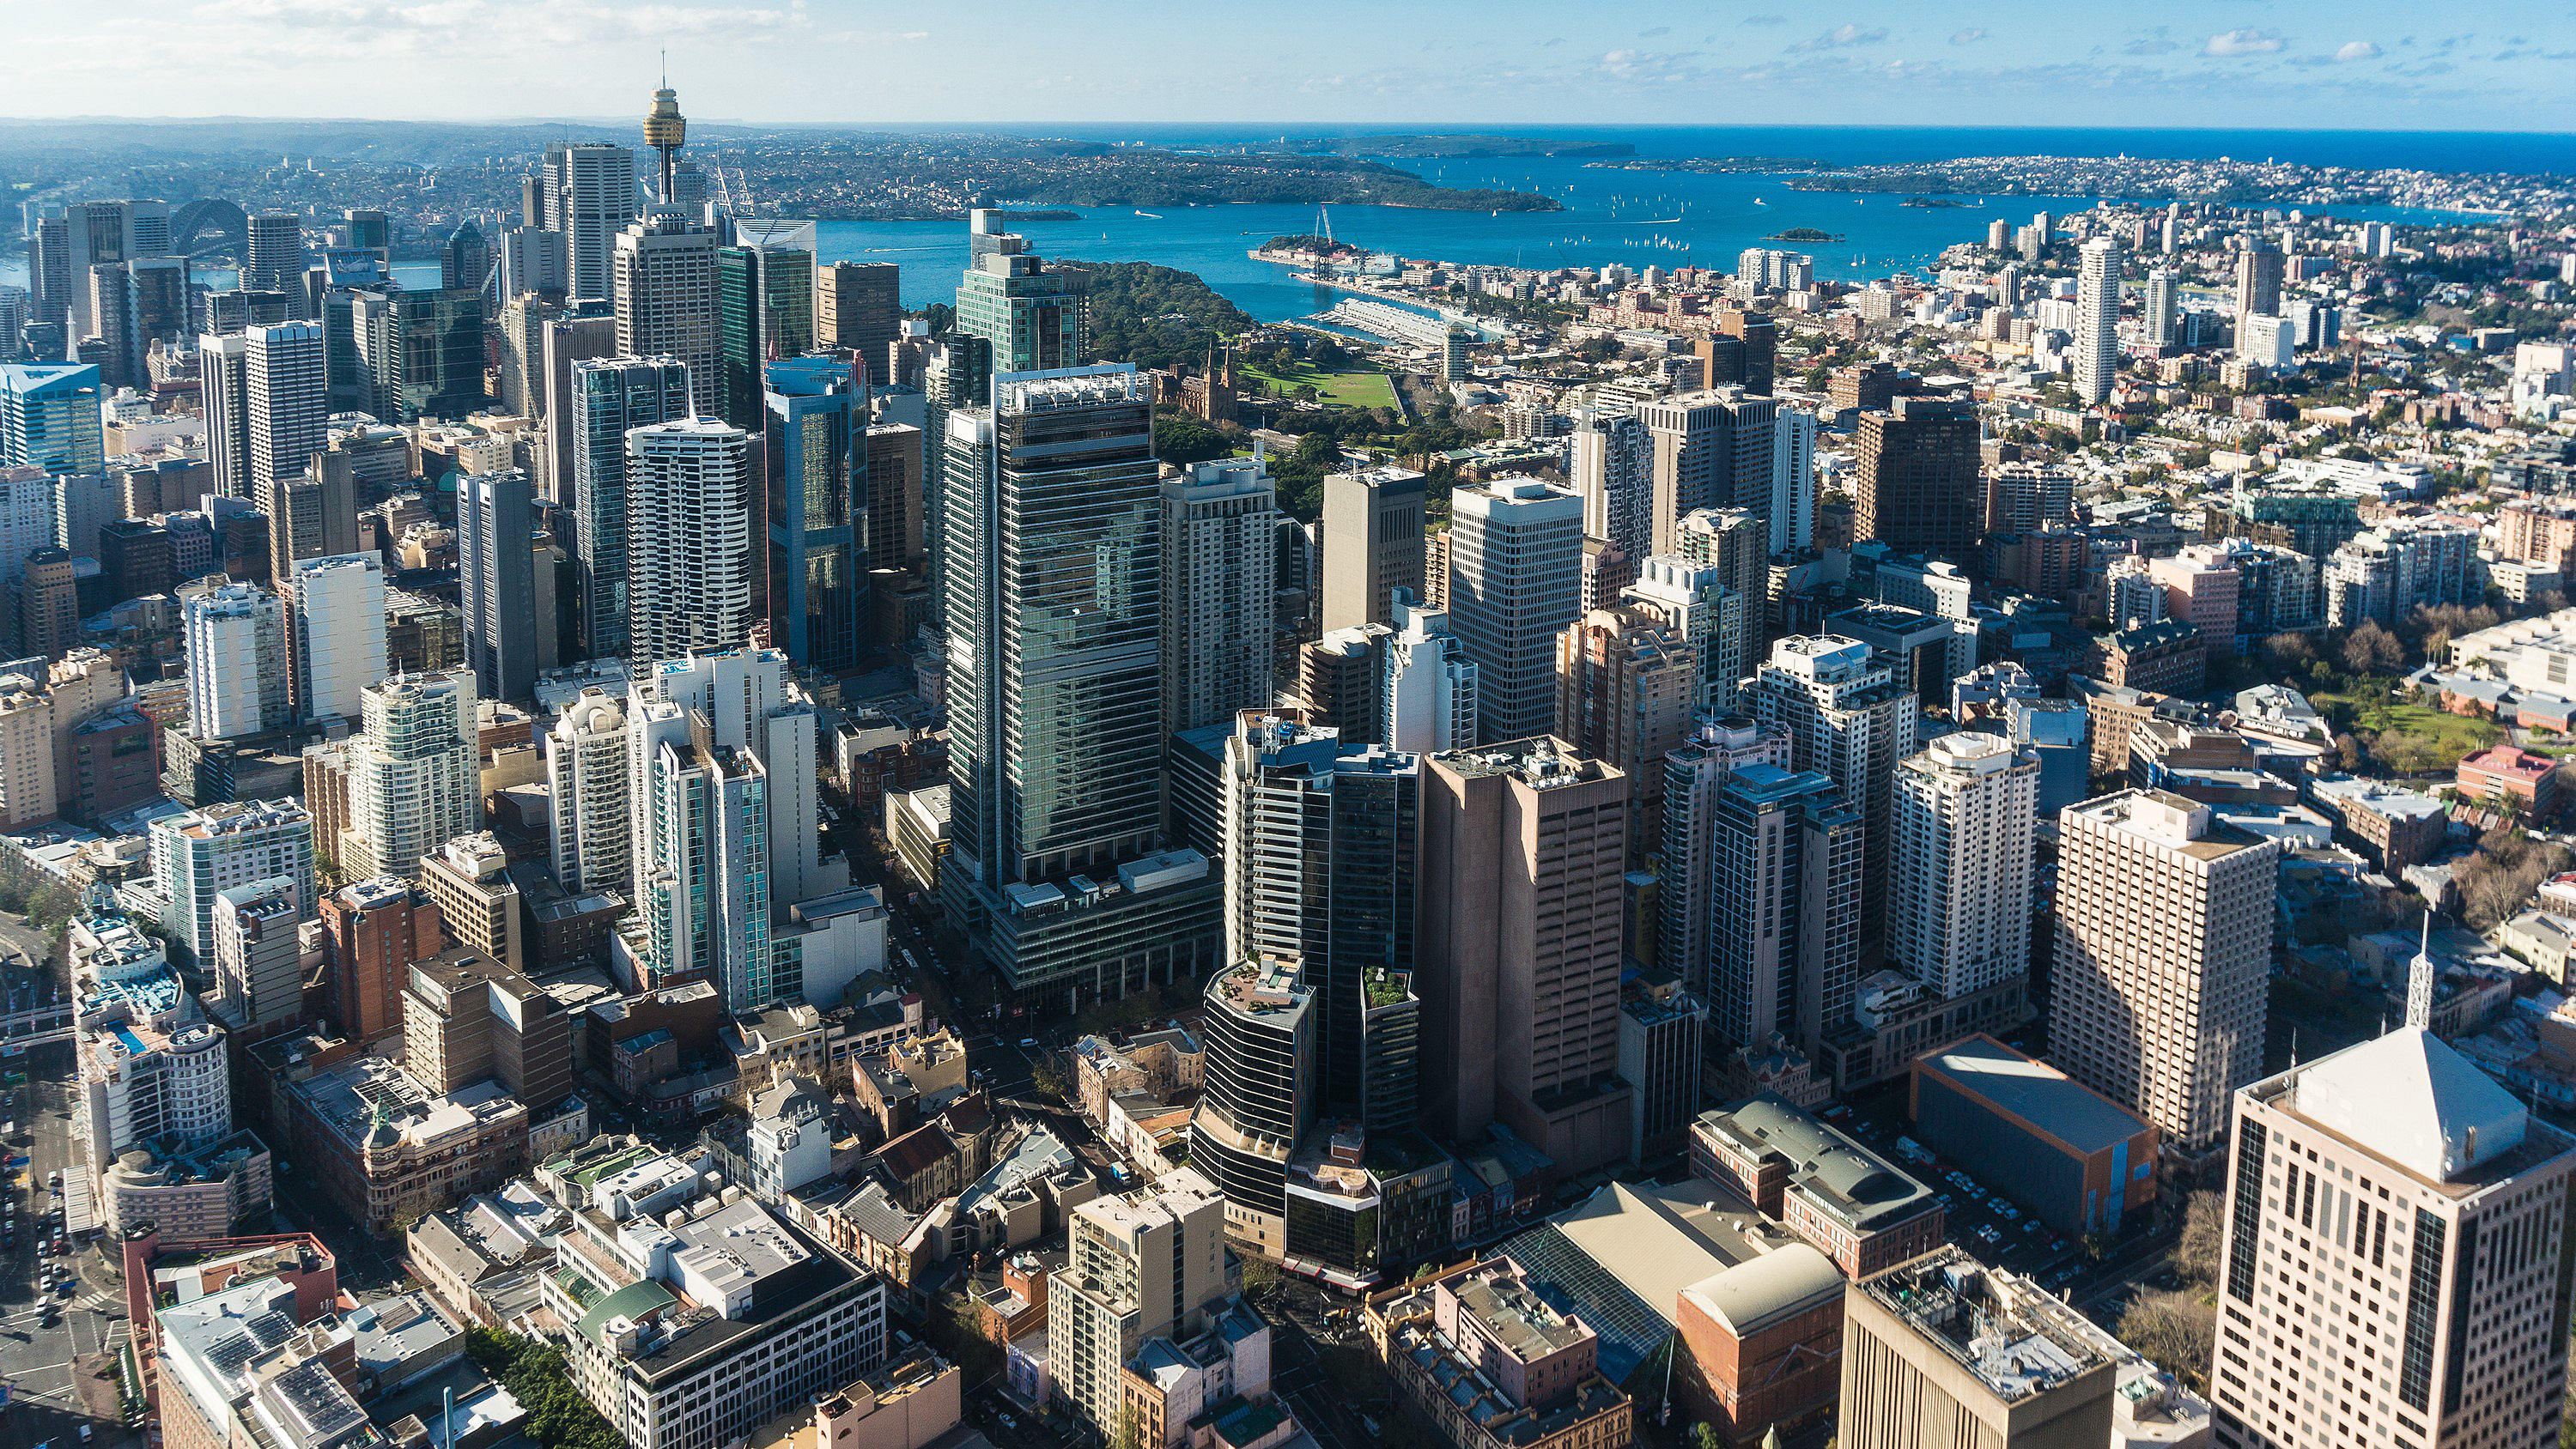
1134, 209, 1163, 219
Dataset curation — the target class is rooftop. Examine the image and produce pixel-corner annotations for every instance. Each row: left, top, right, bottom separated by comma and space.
1859, 1248, 2107, 1404
1695, 1094, 1939, 1233
2258, 1026, 2559, 1187
1915, 1034, 2154, 1156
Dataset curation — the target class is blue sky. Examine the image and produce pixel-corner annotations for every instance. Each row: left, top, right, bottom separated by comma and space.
11, 0, 2576, 130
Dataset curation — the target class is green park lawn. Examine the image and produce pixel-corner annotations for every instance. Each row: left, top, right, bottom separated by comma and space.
2313, 687, 2500, 775
1239, 359, 1400, 410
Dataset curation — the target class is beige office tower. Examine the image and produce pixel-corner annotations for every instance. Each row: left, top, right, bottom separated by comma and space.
2050, 791, 2278, 1163
1419, 737, 1631, 1173
2208, 1028, 2576, 1449
1840, 1246, 2119, 1449
1553, 604, 1698, 859
1052, 1168, 1230, 1441
1319, 465, 1425, 632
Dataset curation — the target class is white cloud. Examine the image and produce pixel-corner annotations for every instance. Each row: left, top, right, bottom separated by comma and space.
1794, 22, 1887, 51
2334, 39, 2382, 61
2205, 27, 2286, 56
1951, 27, 1987, 45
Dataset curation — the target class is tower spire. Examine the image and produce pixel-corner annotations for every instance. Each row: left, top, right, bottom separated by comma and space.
643, 71, 688, 208
2404, 910, 2435, 1032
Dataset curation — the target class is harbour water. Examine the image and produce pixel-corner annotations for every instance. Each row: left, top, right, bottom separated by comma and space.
8, 124, 2555, 324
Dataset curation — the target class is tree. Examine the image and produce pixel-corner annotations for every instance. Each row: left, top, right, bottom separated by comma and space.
2260, 632, 2316, 670
2172, 1191, 2226, 1291
1151, 411, 1232, 464
1692, 1425, 1724, 1449
1240, 1255, 1284, 1298
2341, 621, 2403, 676
2117, 1288, 2215, 1393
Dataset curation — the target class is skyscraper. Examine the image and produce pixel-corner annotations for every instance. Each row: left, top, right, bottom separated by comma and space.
1188, 955, 1317, 1255
762, 356, 865, 670
2233, 240, 2283, 324
1889, 732, 2037, 999
181, 583, 291, 740
2073, 236, 2123, 405
1751, 635, 1917, 967
538, 308, 618, 500
285, 552, 388, 724
2209, 1028, 2576, 1449
1620, 554, 1741, 713
196, 336, 252, 505
242, 210, 305, 297
149, 801, 315, 969
0, 363, 105, 476
440, 221, 490, 297
952, 220, 1085, 378
2051, 790, 2278, 1161
2143, 267, 2179, 349
1161, 457, 1279, 740
1854, 396, 1981, 565
1220, 713, 1419, 1116
942, 365, 1163, 894
1319, 465, 1426, 633
85, 264, 136, 389
458, 469, 540, 701
1419, 737, 1631, 1172
1638, 388, 1777, 556
340, 668, 478, 880
626, 418, 756, 665
1708, 762, 1862, 1062
1658, 717, 1790, 996
1571, 405, 1651, 565
1449, 477, 1584, 744
718, 220, 817, 428
1554, 604, 1698, 857
545, 688, 630, 894
615, 211, 720, 417
244, 322, 327, 506
352, 287, 488, 422
1771, 400, 1818, 555
1380, 590, 1478, 754
541, 142, 641, 304
816, 261, 902, 373
569, 355, 690, 661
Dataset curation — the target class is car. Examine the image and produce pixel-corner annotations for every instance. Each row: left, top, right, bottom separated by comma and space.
1018, 1038, 1037, 1049
996, 1413, 1016, 1430
2024, 1222, 2044, 1234
54, 1279, 72, 1297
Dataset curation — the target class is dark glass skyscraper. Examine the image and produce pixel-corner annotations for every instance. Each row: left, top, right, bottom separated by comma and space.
762, 355, 866, 671
569, 355, 691, 660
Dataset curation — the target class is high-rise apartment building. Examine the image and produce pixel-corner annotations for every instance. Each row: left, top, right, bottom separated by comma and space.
419, 832, 526, 973
2073, 237, 2123, 405
2051, 791, 2278, 1160
762, 356, 865, 670
2209, 1027, 2576, 1449
457, 469, 539, 701
1554, 604, 1698, 857
1708, 763, 1863, 1061
626, 418, 756, 664
1751, 635, 1917, 966
197, 336, 252, 500
816, 262, 901, 373
212, 881, 303, 1034
340, 669, 479, 881
1381, 590, 1479, 755
615, 211, 720, 416
244, 322, 327, 506
2233, 241, 2284, 323
1319, 465, 1426, 633
1771, 401, 1819, 555
1855, 397, 1982, 565
1571, 407, 1652, 565
1985, 462, 2075, 535
1449, 478, 1585, 744
1638, 388, 1778, 556
182, 583, 291, 740
1220, 714, 1419, 1113
569, 355, 690, 660
17, 549, 78, 663
541, 142, 641, 304
149, 800, 316, 969
1890, 732, 2037, 999
1161, 458, 1279, 740
0, 364, 105, 477
2144, 268, 2179, 349
285, 552, 388, 724
1621, 555, 1742, 714
1657, 717, 1790, 996
1419, 738, 1631, 1173
1052, 1170, 1230, 1442
545, 687, 630, 894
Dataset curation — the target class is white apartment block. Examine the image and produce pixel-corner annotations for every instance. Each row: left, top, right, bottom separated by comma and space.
548, 687, 632, 893
287, 553, 388, 724
2051, 791, 2280, 1158
183, 583, 289, 740
343, 669, 478, 880
626, 420, 755, 666
1890, 732, 2038, 999
149, 800, 316, 967
2211, 1028, 2576, 1449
